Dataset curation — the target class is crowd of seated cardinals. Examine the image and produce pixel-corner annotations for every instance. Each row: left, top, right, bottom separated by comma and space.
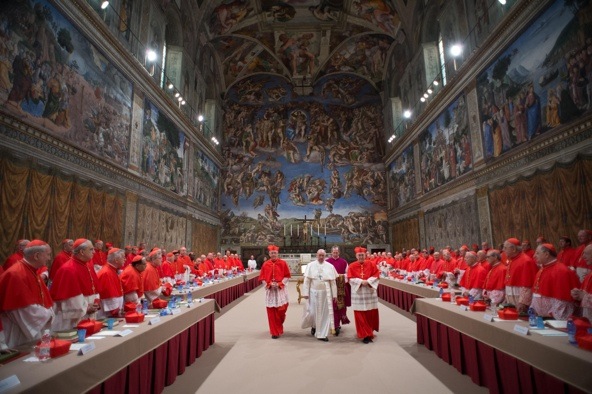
0, 238, 245, 348
368, 230, 592, 321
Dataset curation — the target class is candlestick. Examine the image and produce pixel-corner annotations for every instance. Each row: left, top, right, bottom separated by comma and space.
290, 224, 293, 236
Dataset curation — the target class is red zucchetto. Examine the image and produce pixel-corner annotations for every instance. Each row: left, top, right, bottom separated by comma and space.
132, 255, 144, 263
73, 238, 88, 249
506, 238, 521, 246
107, 248, 121, 255
24, 240, 48, 249
541, 243, 557, 255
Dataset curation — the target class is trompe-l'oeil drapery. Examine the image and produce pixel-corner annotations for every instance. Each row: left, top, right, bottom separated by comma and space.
0, 158, 123, 262
489, 157, 592, 247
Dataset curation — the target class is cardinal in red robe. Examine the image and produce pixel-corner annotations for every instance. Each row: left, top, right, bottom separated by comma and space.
347, 247, 380, 344
0, 240, 53, 347
49, 239, 73, 280
259, 245, 291, 339
97, 248, 125, 317
2, 239, 29, 271
121, 255, 146, 303
143, 249, 163, 302
50, 239, 101, 331
530, 244, 579, 320
482, 250, 507, 306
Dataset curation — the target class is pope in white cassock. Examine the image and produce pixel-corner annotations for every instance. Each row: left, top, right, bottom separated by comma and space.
301, 249, 338, 342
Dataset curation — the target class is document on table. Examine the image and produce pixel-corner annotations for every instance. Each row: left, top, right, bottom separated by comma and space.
529, 329, 568, 336
545, 320, 567, 329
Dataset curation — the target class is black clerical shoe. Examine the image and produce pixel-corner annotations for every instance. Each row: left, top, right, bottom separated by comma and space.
318, 337, 328, 342
271, 335, 279, 339
335, 327, 340, 336
311, 327, 316, 335
362, 337, 373, 344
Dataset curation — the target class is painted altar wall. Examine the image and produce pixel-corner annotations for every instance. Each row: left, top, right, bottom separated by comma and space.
220, 74, 388, 249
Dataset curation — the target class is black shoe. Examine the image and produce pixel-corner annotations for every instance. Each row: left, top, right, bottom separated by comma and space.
362, 337, 373, 344
318, 337, 328, 342
335, 327, 340, 336
271, 335, 279, 339
311, 327, 316, 335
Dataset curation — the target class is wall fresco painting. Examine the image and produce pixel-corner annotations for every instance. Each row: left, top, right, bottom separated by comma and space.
419, 94, 472, 194
221, 74, 386, 246
477, 0, 592, 160
322, 34, 393, 83
350, 0, 399, 35
275, 30, 321, 77
0, 0, 133, 167
389, 144, 415, 209
193, 148, 220, 210
141, 99, 187, 195
208, 0, 255, 35
213, 36, 286, 88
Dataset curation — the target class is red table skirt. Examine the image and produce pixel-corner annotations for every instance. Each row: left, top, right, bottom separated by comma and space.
205, 283, 246, 308
245, 276, 262, 292
378, 284, 419, 312
88, 313, 215, 394
416, 314, 586, 394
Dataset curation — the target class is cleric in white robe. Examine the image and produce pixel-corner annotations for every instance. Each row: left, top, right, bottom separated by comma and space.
301, 249, 338, 342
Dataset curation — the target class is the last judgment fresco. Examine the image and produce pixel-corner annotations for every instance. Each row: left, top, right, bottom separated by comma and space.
221, 74, 387, 246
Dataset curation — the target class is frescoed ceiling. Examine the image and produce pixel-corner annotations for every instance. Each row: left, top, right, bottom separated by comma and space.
204, 0, 406, 96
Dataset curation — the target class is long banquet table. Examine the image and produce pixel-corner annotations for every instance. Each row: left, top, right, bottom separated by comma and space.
243, 270, 262, 292
173, 271, 262, 308
413, 298, 592, 393
0, 299, 216, 394
378, 278, 443, 312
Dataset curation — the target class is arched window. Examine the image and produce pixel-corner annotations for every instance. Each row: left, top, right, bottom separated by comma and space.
438, 33, 447, 87
162, 11, 183, 90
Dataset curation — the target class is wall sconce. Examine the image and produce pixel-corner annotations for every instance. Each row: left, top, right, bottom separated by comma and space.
101, 1, 109, 9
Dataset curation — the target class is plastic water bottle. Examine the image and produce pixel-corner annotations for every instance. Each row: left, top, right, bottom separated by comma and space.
567, 318, 577, 344
528, 307, 537, 327
38, 329, 51, 361
187, 291, 193, 306
141, 298, 148, 314
468, 295, 474, 305
439, 287, 443, 297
